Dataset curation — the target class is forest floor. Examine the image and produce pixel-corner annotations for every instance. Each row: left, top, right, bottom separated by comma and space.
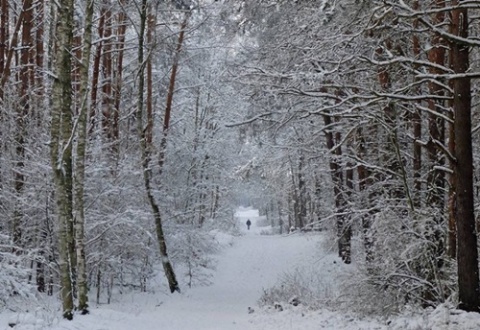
2, 207, 480, 329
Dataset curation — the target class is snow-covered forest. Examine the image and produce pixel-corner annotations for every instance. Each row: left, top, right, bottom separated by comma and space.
2, 0, 480, 328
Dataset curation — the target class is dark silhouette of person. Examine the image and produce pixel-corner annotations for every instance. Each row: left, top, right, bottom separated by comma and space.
246, 219, 251, 230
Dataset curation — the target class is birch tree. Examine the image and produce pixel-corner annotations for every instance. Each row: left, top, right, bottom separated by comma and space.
73, 0, 95, 315
50, 0, 75, 320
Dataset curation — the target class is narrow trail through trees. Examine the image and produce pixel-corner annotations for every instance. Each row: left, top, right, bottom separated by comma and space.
44, 208, 387, 330
123, 208, 320, 329
47, 208, 322, 329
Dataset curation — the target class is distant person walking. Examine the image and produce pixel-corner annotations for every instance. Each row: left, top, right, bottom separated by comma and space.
246, 219, 251, 230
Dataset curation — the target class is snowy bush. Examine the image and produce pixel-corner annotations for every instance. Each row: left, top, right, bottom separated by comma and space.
169, 226, 219, 288
0, 236, 35, 308
344, 209, 456, 316
0, 260, 34, 307
258, 267, 336, 310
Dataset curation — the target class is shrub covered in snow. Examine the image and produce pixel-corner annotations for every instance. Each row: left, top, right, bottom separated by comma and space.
348, 209, 456, 315
258, 267, 336, 310
0, 235, 35, 308
169, 226, 219, 288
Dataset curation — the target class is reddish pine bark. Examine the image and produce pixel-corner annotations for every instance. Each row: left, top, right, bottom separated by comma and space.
101, 7, 113, 138
451, 1, 480, 312
0, 0, 8, 85
112, 8, 128, 143
412, 0, 422, 206
90, 6, 106, 132
0, 4, 26, 98
426, 0, 446, 210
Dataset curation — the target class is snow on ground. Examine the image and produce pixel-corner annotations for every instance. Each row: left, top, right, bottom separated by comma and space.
2, 207, 480, 329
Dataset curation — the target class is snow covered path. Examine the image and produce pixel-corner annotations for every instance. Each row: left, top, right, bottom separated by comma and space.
4, 207, 480, 329
2, 207, 387, 330
41, 207, 382, 330
74, 208, 325, 330
8, 208, 309, 330
0, 207, 429, 330
146, 224, 320, 328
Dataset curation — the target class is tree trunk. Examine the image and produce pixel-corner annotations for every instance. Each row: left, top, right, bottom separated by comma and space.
344, 161, 354, 264
89, 5, 106, 133
451, 2, 480, 312
112, 6, 128, 144
297, 154, 306, 229
210, 185, 220, 220
288, 156, 300, 228
447, 44, 456, 260
423, 1, 447, 303
0, 0, 8, 80
50, 0, 75, 320
323, 113, 350, 264
13, 0, 34, 248
137, 1, 179, 294
146, 12, 154, 146
426, 1, 446, 210
357, 127, 374, 263
34, 0, 45, 125
158, 13, 189, 171
412, 0, 422, 208
0, 1, 25, 99
74, 0, 94, 315
101, 6, 113, 141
